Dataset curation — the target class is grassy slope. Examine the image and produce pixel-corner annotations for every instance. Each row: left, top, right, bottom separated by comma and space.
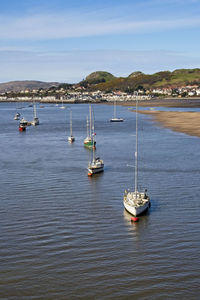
91, 69, 200, 91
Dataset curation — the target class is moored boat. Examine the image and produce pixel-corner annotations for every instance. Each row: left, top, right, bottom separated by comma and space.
18, 123, 26, 131
123, 95, 150, 216
18, 118, 28, 131
68, 110, 75, 143
14, 112, 20, 120
20, 117, 28, 126
124, 190, 150, 216
110, 101, 124, 122
84, 105, 96, 149
88, 157, 104, 175
31, 103, 39, 126
87, 108, 104, 176
84, 136, 96, 149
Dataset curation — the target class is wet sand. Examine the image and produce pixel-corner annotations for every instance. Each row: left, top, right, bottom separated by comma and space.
121, 98, 200, 108
137, 110, 200, 138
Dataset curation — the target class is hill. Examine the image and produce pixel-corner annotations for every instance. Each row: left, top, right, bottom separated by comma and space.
81, 71, 115, 86
1, 69, 200, 93
0, 80, 60, 93
88, 68, 200, 92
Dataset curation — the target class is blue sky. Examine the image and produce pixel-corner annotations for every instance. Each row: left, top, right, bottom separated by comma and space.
1, 0, 200, 83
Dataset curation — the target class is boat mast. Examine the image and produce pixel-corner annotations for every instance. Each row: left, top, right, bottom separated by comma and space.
86, 116, 89, 137
114, 101, 116, 118
135, 93, 138, 194
70, 110, 72, 136
92, 106, 95, 162
33, 102, 37, 119
89, 104, 92, 138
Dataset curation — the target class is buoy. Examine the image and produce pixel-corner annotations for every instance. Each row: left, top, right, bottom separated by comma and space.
131, 217, 139, 222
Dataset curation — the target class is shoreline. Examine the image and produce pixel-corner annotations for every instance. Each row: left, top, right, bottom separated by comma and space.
136, 110, 200, 138
1, 97, 200, 108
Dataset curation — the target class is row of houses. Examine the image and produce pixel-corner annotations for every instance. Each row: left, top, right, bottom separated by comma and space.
1, 84, 200, 102
151, 85, 200, 97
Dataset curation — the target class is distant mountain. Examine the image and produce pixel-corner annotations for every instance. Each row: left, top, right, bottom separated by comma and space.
88, 68, 200, 91
0, 80, 60, 93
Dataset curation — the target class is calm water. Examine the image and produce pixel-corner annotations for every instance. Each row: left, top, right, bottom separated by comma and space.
0, 102, 200, 300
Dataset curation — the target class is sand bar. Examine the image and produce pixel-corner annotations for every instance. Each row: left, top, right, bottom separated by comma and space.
120, 98, 200, 108
137, 110, 200, 138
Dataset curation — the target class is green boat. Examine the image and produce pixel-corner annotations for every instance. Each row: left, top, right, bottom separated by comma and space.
84, 136, 96, 149
84, 105, 96, 149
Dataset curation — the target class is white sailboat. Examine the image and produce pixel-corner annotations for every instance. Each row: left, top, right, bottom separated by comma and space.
87, 108, 104, 176
123, 96, 150, 216
14, 103, 21, 120
31, 102, 39, 126
68, 110, 75, 143
110, 101, 124, 122
60, 97, 66, 109
14, 112, 20, 120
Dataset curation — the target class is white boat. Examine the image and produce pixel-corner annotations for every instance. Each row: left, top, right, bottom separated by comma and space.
123, 95, 150, 216
68, 110, 75, 143
20, 117, 28, 126
31, 102, 39, 126
110, 101, 124, 122
88, 157, 104, 175
14, 112, 20, 120
87, 107, 104, 175
60, 98, 66, 109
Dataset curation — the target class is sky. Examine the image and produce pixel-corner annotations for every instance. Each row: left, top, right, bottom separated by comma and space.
1, 0, 200, 83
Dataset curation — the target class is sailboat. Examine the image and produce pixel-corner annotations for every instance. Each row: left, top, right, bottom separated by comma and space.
60, 97, 66, 109
68, 110, 75, 143
14, 103, 21, 120
123, 96, 150, 216
87, 109, 104, 176
84, 104, 96, 149
18, 117, 28, 131
31, 102, 39, 126
14, 112, 20, 120
110, 101, 124, 122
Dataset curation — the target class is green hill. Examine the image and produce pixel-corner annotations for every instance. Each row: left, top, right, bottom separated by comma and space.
81, 71, 115, 86
86, 68, 200, 91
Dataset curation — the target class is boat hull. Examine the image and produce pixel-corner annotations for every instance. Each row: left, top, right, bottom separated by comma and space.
84, 140, 96, 149
110, 118, 124, 122
88, 166, 104, 175
31, 118, 39, 126
68, 136, 75, 143
123, 200, 150, 216
19, 126, 26, 132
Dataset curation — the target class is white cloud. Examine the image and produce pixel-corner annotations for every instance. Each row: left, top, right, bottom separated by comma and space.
0, 11, 200, 40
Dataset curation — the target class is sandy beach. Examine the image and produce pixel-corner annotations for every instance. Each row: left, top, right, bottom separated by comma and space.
121, 98, 200, 108
118, 98, 200, 138
137, 110, 200, 138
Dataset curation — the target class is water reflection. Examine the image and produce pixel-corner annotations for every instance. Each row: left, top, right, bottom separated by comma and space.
123, 209, 150, 241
